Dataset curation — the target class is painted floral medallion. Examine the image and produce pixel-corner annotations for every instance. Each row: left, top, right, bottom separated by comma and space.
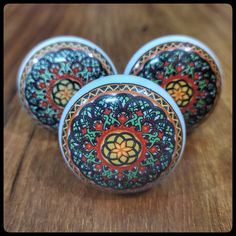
60, 77, 186, 193
125, 38, 222, 129
18, 37, 116, 129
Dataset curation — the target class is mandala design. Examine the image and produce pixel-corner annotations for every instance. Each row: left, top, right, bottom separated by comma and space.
101, 132, 141, 166
61, 83, 184, 192
19, 41, 115, 129
129, 42, 222, 129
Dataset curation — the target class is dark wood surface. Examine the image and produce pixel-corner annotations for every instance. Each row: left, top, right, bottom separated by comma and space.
4, 4, 232, 232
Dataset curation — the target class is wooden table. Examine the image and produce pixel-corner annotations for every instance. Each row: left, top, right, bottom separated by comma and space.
4, 4, 232, 232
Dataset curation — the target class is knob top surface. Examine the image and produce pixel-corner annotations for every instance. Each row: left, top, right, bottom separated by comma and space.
124, 35, 223, 130
59, 75, 186, 193
17, 36, 117, 130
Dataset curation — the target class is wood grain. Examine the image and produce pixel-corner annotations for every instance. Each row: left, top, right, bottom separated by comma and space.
4, 4, 232, 232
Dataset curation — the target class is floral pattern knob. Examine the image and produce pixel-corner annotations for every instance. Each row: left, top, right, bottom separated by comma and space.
124, 35, 223, 130
17, 36, 117, 130
59, 75, 186, 193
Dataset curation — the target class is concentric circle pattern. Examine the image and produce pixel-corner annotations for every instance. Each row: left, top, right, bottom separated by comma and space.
18, 38, 116, 129
60, 81, 185, 192
127, 41, 222, 129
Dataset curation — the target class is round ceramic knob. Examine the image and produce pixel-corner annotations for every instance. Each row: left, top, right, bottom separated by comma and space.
124, 35, 223, 130
17, 36, 117, 130
59, 75, 186, 193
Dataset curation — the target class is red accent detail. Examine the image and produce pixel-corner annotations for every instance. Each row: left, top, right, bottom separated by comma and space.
95, 164, 102, 170
95, 122, 103, 130
39, 82, 46, 88
155, 160, 160, 165
142, 125, 150, 133
156, 72, 164, 79
86, 143, 93, 150
150, 146, 157, 153
52, 68, 59, 74
158, 131, 164, 139
139, 166, 146, 172
40, 101, 47, 107
189, 62, 194, 67
194, 73, 200, 80
176, 66, 182, 73
104, 108, 111, 115
136, 110, 143, 116
132, 178, 139, 183
118, 114, 128, 123
56, 113, 61, 119
164, 61, 169, 66
117, 172, 123, 178
73, 67, 80, 73
82, 128, 87, 135
88, 67, 92, 72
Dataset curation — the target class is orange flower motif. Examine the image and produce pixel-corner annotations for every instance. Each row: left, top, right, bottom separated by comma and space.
171, 87, 185, 101
112, 142, 133, 158
101, 132, 141, 166
166, 80, 193, 107
52, 79, 81, 107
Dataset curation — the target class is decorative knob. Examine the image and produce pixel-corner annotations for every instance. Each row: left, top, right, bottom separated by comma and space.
58, 75, 186, 193
124, 35, 223, 130
17, 36, 117, 130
